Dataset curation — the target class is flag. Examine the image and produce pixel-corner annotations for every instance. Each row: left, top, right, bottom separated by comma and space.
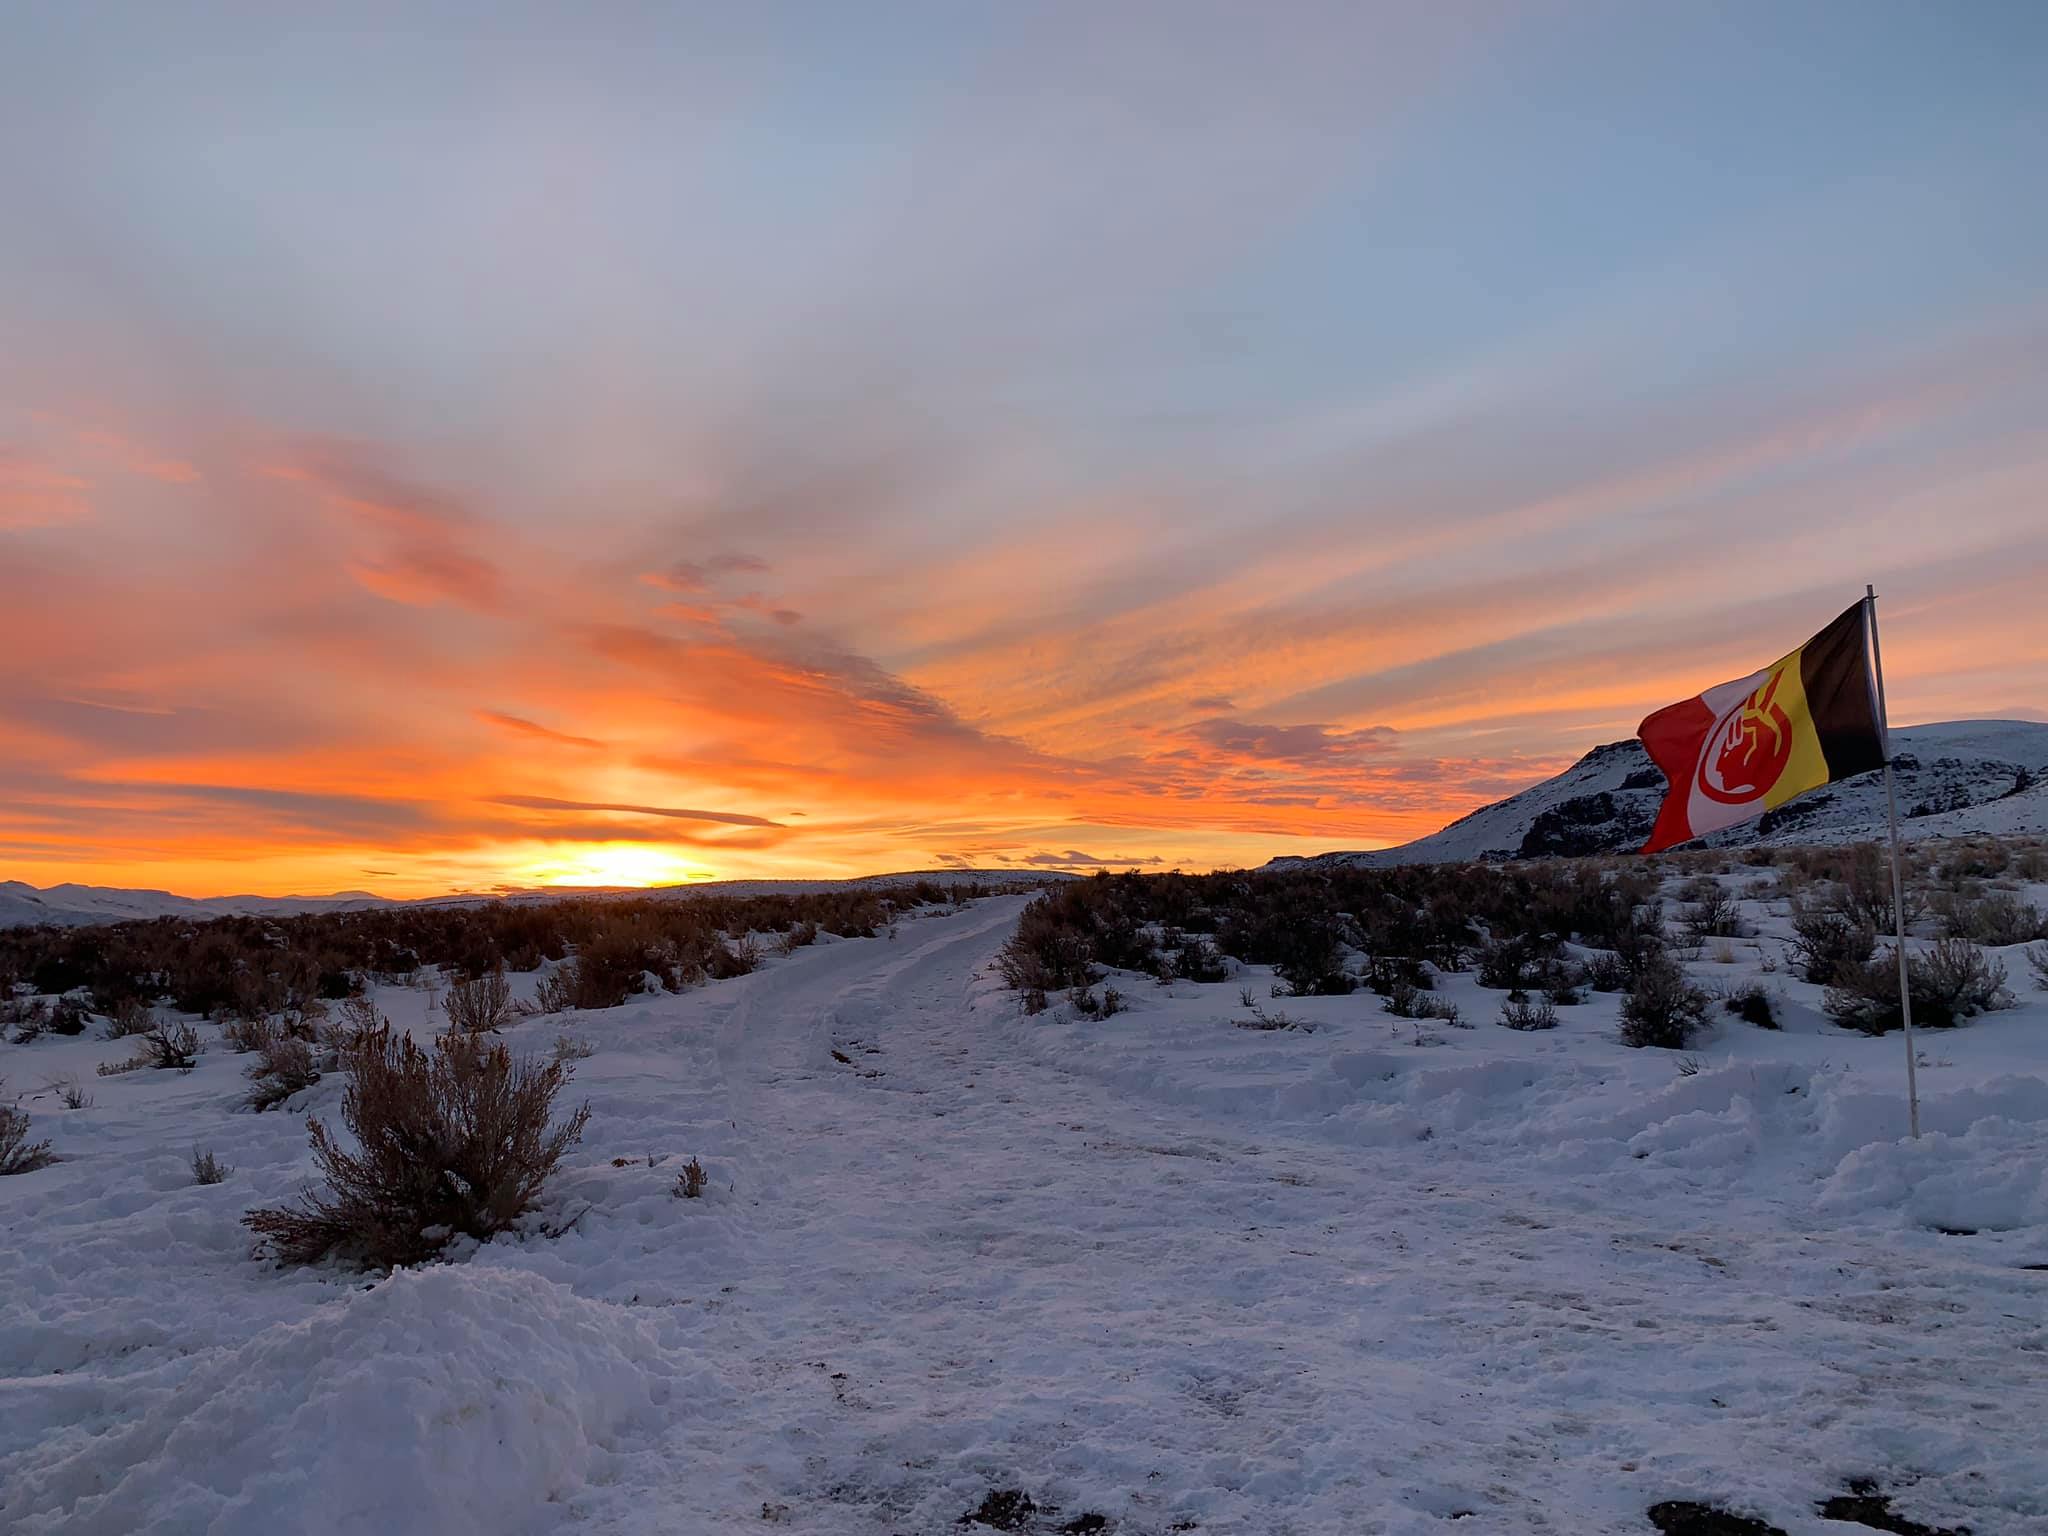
1637, 601, 1887, 853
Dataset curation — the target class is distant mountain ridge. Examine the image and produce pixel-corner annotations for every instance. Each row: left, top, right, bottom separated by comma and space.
0, 869, 1066, 931
1268, 719, 2048, 870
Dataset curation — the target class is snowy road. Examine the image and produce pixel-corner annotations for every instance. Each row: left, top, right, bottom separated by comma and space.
4, 894, 2044, 1535
552, 897, 2044, 1535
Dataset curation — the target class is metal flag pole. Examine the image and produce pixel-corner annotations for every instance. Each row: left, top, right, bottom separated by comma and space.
1865, 584, 1920, 1139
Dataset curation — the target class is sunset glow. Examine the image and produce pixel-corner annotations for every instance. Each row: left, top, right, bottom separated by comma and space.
3, 6, 2045, 897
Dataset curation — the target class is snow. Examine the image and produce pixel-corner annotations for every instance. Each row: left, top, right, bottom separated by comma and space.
3, 1267, 666, 1536
3, 890, 2047, 1533
1273, 718, 2048, 867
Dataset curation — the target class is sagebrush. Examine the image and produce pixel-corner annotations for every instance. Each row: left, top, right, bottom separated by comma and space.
244, 1030, 590, 1267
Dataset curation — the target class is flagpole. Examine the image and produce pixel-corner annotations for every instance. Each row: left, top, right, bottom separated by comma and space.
1865, 583, 1920, 1140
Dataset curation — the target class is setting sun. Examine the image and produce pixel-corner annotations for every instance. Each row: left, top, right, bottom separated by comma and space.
518, 843, 713, 891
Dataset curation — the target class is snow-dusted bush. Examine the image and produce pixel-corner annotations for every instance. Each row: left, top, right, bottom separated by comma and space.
1932, 888, 2046, 947
247, 1034, 322, 1111
1824, 939, 2012, 1034
217, 1011, 277, 1053
1365, 953, 1432, 996
2030, 943, 2048, 990
1582, 951, 1629, 993
1826, 843, 1925, 935
1498, 995, 1558, 1031
52, 1075, 92, 1109
443, 965, 514, 1034
1068, 984, 1125, 1018
191, 1146, 232, 1184
1787, 899, 1876, 984
245, 1030, 589, 1268
709, 933, 762, 979
143, 1017, 201, 1070
1384, 982, 1461, 1025
0, 1087, 54, 1174
102, 997, 154, 1040
1476, 935, 1544, 991
1619, 958, 1710, 1049
999, 901, 1098, 1003
1679, 881, 1745, 942
1164, 934, 1229, 983
1610, 907, 1669, 984
6, 997, 50, 1043
1722, 980, 1778, 1029
1917, 938, 2014, 1019
532, 967, 577, 1015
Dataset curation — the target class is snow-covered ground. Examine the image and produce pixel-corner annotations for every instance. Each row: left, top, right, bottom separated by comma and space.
2, 891, 2046, 1534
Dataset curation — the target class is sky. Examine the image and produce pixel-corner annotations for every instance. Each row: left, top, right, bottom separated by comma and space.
3, 2, 2046, 898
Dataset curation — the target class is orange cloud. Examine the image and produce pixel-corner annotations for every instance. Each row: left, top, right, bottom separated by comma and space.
3, 317, 2044, 898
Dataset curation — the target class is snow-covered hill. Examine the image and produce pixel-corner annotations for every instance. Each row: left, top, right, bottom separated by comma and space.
1273, 719, 2048, 869
0, 881, 393, 930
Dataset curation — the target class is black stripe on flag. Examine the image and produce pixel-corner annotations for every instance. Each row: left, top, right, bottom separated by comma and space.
1799, 602, 1886, 780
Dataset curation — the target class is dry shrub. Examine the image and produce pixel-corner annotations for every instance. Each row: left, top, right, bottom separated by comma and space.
324, 994, 386, 1054
1582, 951, 1630, 992
245, 1030, 590, 1268
1824, 939, 2013, 1034
1787, 899, 1875, 984
531, 968, 577, 1015
999, 901, 1098, 998
1932, 888, 2046, 947
217, 1012, 277, 1054
708, 934, 760, 980
1383, 986, 1461, 1025
144, 1018, 201, 1070
1827, 844, 1925, 935
1722, 981, 1779, 1029
7, 999, 50, 1043
443, 965, 513, 1035
1678, 879, 1746, 942
191, 1146, 232, 1185
675, 1157, 706, 1199
0, 1088, 54, 1175
1620, 958, 1710, 1049
247, 1035, 322, 1111
1498, 995, 1558, 1031
51, 1075, 93, 1110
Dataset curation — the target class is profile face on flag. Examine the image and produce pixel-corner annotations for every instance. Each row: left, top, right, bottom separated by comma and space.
1637, 601, 1887, 853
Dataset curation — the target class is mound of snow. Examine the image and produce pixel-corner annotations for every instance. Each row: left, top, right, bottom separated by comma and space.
0, 1266, 666, 1536
1819, 1115, 2048, 1233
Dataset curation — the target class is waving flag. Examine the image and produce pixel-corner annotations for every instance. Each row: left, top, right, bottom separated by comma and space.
1637, 601, 1887, 853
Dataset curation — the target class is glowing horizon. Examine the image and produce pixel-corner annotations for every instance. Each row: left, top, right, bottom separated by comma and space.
4, 5, 2045, 900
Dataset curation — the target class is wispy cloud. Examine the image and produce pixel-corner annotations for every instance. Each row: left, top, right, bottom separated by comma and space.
485, 795, 784, 829
475, 711, 605, 750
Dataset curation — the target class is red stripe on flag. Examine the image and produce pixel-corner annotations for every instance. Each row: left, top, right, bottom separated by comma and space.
1638, 695, 1714, 852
